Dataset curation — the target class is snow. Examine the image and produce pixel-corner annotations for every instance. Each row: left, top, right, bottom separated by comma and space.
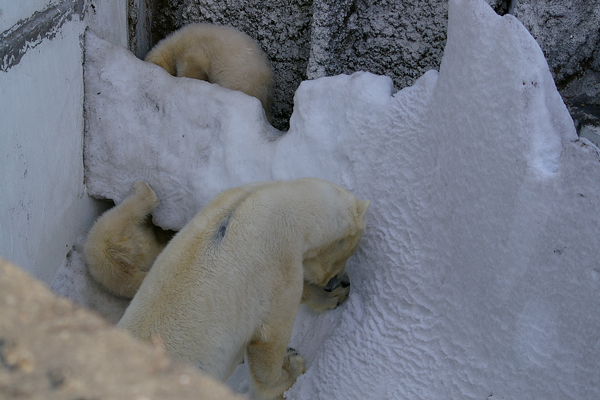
53, 0, 600, 398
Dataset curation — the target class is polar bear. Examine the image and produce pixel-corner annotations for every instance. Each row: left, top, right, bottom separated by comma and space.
116, 178, 370, 399
145, 23, 273, 119
84, 181, 168, 298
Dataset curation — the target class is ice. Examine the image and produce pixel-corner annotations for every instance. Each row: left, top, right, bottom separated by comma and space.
60, 0, 600, 398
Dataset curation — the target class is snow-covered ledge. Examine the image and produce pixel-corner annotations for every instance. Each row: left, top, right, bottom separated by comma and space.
79, 0, 599, 397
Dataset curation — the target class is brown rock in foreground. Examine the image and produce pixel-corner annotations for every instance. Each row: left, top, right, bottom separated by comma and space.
0, 257, 246, 400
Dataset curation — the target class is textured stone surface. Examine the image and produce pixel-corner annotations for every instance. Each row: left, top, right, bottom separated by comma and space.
306, 0, 448, 86
511, 0, 600, 139
512, 0, 600, 97
0, 258, 245, 400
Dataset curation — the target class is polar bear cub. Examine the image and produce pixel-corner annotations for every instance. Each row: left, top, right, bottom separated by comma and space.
84, 181, 167, 298
117, 178, 369, 399
145, 23, 273, 119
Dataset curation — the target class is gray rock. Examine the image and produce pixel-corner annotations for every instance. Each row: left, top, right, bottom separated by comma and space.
511, 0, 600, 136
511, 0, 600, 95
307, 0, 448, 87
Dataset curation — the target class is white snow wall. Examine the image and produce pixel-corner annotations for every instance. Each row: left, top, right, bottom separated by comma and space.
84, 0, 600, 398
0, 0, 127, 283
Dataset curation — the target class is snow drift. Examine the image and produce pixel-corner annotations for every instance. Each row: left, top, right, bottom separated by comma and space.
56, 0, 600, 398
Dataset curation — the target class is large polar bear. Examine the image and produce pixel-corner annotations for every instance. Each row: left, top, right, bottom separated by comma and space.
144, 23, 273, 119
87, 179, 369, 399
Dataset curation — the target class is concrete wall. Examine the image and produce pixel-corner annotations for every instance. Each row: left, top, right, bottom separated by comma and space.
0, 0, 128, 283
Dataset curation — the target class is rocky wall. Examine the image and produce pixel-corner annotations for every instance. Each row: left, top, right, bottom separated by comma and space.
143, 0, 599, 139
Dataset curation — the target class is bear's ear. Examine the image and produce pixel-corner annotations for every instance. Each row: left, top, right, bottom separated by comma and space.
357, 199, 370, 220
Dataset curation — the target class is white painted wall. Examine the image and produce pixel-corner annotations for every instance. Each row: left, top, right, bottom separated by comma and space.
0, 0, 128, 283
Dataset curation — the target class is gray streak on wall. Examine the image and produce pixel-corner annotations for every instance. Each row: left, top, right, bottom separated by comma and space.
0, 0, 86, 72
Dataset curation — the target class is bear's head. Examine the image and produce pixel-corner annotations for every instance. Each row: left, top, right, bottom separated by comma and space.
302, 192, 370, 289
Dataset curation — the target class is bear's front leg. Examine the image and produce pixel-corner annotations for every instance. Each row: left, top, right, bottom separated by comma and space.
247, 339, 306, 400
247, 302, 306, 400
302, 274, 350, 313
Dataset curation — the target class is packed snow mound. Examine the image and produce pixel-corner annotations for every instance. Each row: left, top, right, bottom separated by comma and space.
76, 0, 600, 398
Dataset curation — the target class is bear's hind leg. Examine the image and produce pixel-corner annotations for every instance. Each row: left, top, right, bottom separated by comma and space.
84, 181, 165, 298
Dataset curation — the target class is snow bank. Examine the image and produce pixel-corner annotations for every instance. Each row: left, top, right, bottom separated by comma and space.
69, 0, 600, 398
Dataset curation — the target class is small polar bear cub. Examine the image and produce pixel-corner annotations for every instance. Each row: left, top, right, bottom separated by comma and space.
145, 23, 273, 119
84, 181, 168, 298
116, 178, 369, 399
